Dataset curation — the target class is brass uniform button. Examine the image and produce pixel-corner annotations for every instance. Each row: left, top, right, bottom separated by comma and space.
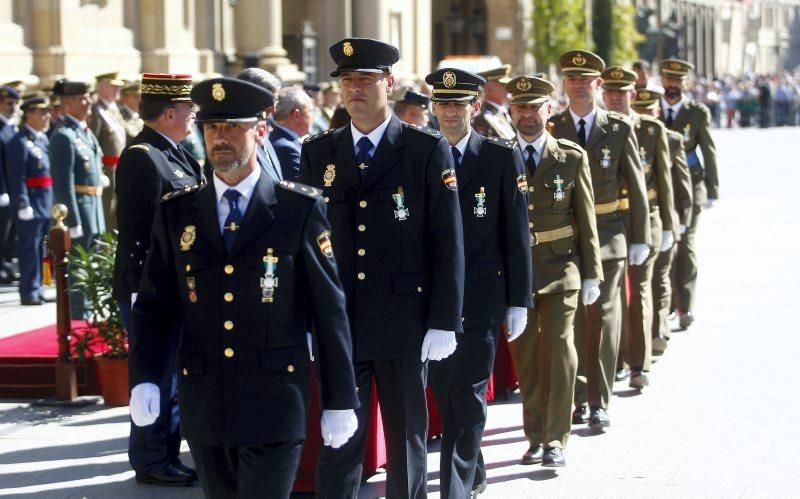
287, 364, 295, 373
529, 222, 534, 228
417, 286, 423, 293
224, 320, 234, 330
357, 224, 366, 232
357, 272, 366, 280
224, 348, 234, 358
359, 200, 367, 208
357, 248, 366, 256
185, 264, 191, 272
224, 292, 234, 302
528, 204, 534, 210
324, 196, 330, 202
224, 264, 234, 275
182, 368, 188, 376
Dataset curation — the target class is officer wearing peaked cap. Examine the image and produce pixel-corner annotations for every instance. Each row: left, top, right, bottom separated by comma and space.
5, 93, 53, 305
549, 50, 651, 429
112, 73, 203, 487
128, 76, 359, 498
601, 66, 676, 391
472, 64, 516, 140
301, 38, 464, 498
506, 74, 602, 467
118, 81, 144, 144
424, 67, 532, 496
659, 58, 718, 331
393, 90, 431, 127
631, 84, 693, 354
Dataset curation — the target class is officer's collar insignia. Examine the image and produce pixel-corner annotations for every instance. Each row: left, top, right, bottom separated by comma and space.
180, 225, 197, 251
572, 54, 586, 66
516, 78, 532, 91
212, 83, 225, 102
323, 163, 336, 187
173, 169, 184, 178
516, 174, 528, 194
443, 71, 457, 88
343, 41, 354, 57
317, 232, 334, 258
441, 168, 458, 191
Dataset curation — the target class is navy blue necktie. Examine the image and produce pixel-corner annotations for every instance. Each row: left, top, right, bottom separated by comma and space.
355, 136, 373, 177
222, 189, 243, 253
666, 108, 674, 127
525, 144, 537, 174
577, 119, 587, 147
451, 146, 462, 167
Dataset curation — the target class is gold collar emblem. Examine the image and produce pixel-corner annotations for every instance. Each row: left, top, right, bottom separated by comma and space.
180, 225, 197, 251
443, 71, 457, 88
516, 79, 532, 91
572, 54, 587, 67
343, 41, 354, 57
212, 83, 225, 102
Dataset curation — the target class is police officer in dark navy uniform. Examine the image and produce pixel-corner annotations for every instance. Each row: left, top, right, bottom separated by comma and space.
5, 93, 52, 305
424, 68, 533, 497
112, 73, 202, 487
0, 86, 21, 284
300, 38, 465, 498
128, 77, 359, 498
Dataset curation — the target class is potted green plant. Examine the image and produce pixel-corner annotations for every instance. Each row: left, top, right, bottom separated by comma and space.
71, 232, 129, 406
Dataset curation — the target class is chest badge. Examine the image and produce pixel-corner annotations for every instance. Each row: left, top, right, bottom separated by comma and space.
260, 249, 279, 303
393, 186, 410, 221
600, 146, 611, 169
323, 163, 336, 187
554, 175, 565, 201
186, 276, 198, 303
180, 225, 197, 251
683, 124, 691, 142
474, 187, 487, 218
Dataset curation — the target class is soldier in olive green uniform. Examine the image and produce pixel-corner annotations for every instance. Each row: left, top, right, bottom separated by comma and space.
118, 81, 144, 144
602, 68, 675, 389
89, 72, 127, 232
659, 59, 719, 330
507, 75, 602, 467
471, 65, 516, 140
631, 85, 693, 354
549, 50, 651, 428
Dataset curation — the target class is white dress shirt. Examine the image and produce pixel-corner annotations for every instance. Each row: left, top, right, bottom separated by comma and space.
569, 107, 597, 136
661, 96, 686, 122
452, 129, 472, 159
517, 132, 548, 165
350, 114, 392, 154
213, 166, 261, 234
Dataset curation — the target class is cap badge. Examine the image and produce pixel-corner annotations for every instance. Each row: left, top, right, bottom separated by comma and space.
343, 41, 354, 57
443, 71, 457, 88
212, 83, 225, 102
639, 91, 651, 100
516, 79, 532, 91
610, 69, 624, 79
670, 62, 682, 70
572, 54, 587, 67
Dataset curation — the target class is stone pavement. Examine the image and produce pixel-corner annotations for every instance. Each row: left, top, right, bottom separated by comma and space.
1, 127, 799, 497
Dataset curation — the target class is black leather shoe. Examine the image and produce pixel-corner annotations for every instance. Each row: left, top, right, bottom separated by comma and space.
136, 464, 197, 487
589, 406, 611, 428
572, 405, 590, 424
629, 370, 649, 390
21, 297, 45, 306
171, 461, 198, 481
678, 311, 694, 330
472, 479, 487, 495
542, 447, 566, 467
615, 367, 630, 381
521, 444, 544, 465
36, 294, 55, 303
652, 335, 668, 356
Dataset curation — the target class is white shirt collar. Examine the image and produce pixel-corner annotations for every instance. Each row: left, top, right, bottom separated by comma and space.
569, 106, 597, 134
517, 132, 548, 160
213, 165, 261, 219
661, 96, 685, 116
152, 127, 178, 149
452, 129, 471, 157
24, 124, 46, 140
485, 100, 508, 114
350, 114, 392, 151
65, 114, 87, 129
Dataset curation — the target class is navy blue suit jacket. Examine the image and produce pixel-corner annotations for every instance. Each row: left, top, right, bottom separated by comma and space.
269, 125, 302, 181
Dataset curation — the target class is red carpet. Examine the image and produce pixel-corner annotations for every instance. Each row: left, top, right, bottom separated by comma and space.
0, 321, 96, 357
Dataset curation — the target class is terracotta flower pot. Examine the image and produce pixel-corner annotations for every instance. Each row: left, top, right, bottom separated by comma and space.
95, 356, 130, 406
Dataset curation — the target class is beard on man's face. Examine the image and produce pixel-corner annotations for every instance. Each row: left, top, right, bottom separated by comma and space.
210, 144, 251, 173
664, 87, 682, 99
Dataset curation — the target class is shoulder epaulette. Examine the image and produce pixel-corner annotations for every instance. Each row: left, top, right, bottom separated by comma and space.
556, 138, 583, 151
278, 180, 322, 199
128, 144, 150, 152
607, 111, 631, 123
161, 184, 201, 202
303, 128, 335, 144
407, 123, 441, 138
487, 136, 515, 149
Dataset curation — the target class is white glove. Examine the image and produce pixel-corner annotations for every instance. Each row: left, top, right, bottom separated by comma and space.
68, 225, 84, 239
130, 293, 137, 305
100, 174, 111, 188
17, 207, 34, 221
320, 409, 358, 448
704, 198, 716, 210
0, 193, 9, 207
129, 382, 160, 427
420, 328, 457, 362
505, 306, 528, 342
581, 279, 601, 305
306, 332, 314, 361
679, 224, 687, 235
628, 243, 650, 266
659, 231, 675, 252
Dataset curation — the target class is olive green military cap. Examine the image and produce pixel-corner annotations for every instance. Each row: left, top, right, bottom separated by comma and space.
120, 80, 141, 95
559, 49, 605, 76
660, 58, 694, 78
478, 64, 512, 84
505, 75, 554, 105
601, 66, 637, 90
631, 84, 664, 109
95, 71, 125, 86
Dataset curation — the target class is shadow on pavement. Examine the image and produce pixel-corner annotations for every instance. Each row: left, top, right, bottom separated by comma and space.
0, 460, 133, 488
0, 437, 128, 465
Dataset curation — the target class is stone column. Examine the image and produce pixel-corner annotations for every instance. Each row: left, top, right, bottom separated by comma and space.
138, 0, 200, 74
0, 1, 34, 85
319, 0, 352, 80
234, 0, 304, 83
